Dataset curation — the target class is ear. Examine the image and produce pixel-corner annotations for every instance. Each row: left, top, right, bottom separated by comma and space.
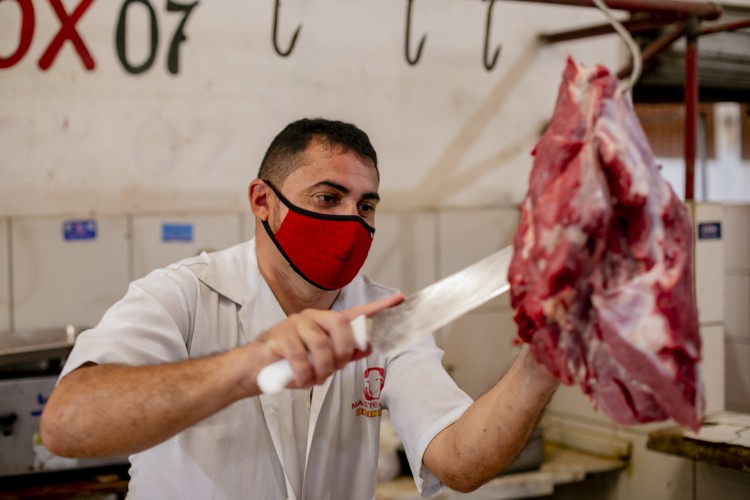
248, 179, 271, 221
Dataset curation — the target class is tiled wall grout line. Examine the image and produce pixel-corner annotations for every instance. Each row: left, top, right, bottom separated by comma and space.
6, 218, 13, 333
127, 214, 135, 283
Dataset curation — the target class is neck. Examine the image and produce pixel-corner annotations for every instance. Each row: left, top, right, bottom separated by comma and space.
256, 233, 339, 315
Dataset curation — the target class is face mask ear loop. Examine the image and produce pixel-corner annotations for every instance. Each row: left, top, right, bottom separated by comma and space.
262, 179, 295, 211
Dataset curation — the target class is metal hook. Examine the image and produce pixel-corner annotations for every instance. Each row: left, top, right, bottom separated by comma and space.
483, 0, 501, 71
273, 0, 301, 57
405, 0, 427, 66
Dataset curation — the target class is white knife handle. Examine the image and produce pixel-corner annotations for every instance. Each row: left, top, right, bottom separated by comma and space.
257, 315, 370, 394
351, 315, 369, 351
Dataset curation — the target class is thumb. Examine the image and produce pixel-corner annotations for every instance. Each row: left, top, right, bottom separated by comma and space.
343, 293, 405, 321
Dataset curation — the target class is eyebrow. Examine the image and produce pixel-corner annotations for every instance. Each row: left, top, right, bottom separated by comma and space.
310, 180, 380, 202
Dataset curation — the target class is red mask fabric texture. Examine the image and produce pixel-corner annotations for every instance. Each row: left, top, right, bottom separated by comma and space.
262, 181, 375, 291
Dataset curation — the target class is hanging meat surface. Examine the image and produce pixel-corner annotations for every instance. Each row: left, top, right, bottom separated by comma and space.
509, 57, 704, 431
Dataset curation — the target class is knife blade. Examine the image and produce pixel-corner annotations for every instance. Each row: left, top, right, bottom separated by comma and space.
257, 245, 513, 394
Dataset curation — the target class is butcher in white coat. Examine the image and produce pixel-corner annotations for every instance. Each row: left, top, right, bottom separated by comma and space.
41, 118, 559, 499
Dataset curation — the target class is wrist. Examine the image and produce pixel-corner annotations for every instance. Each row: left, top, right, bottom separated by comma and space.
223, 342, 276, 399
517, 344, 559, 394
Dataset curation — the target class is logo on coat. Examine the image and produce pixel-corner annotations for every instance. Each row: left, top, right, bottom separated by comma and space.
364, 367, 384, 401
352, 367, 384, 418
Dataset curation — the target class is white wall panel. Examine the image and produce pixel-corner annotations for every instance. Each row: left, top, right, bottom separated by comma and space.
0, 219, 9, 333
722, 204, 750, 413
701, 325, 725, 416
611, 430, 694, 500
692, 203, 724, 324
696, 462, 750, 500
435, 208, 519, 396
441, 308, 518, 400
725, 275, 750, 343
546, 384, 617, 428
723, 204, 750, 271
725, 341, 750, 413
132, 213, 243, 279
362, 211, 436, 295
437, 207, 518, 312
241, 211, 256, 242
12, 217, 129, 331
437, 208, 518, 275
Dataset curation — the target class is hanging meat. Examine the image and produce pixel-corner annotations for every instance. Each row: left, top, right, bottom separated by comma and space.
509, 57, 704, 431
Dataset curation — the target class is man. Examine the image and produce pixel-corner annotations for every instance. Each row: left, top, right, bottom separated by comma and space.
41, 118, 558, 499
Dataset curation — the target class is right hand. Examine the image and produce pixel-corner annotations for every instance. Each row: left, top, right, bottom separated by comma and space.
256, 294, 404, 389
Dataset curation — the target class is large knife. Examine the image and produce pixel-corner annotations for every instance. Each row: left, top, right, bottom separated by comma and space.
257, 245, 514, 394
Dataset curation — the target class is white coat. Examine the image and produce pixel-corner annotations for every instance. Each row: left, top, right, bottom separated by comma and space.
60, 239, 473, 499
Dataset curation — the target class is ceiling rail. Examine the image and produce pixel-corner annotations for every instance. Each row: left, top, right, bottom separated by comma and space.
508, 0, 721, 20
539, 13, 681, 43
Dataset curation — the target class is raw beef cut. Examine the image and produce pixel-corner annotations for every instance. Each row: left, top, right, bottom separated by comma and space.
509, 57, 704, 431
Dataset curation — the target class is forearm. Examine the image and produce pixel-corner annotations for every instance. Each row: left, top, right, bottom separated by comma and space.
40, 343, 268, 458
424, 345, 558, 492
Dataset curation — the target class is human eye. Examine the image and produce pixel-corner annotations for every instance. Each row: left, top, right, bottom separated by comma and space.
315, 192, 340, 207
358, 202, 376, 218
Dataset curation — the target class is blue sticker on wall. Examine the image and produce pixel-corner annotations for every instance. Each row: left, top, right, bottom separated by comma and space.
63, 219, 97, 241
698, 222, 721, 240
162, 223, 193, 242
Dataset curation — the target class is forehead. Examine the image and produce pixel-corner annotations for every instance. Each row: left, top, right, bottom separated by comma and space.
282, 140, 379, 192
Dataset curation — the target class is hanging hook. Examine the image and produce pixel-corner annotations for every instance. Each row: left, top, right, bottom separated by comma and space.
273, 0, 301, 57
591, 0, 642, 96
483, 0, 501, 71
405, 0, 427, 66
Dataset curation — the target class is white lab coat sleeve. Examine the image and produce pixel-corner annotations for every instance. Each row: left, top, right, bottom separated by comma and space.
59, 266, 197, 380
380, 334, 473, 498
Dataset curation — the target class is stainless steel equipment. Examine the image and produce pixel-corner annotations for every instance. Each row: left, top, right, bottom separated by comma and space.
0, 326, 128, 477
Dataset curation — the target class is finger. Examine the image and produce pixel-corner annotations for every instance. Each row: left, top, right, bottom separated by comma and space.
270, 318, 314, 387
342, 293, 405, 322
300, 310, 355, 372
296, 317, 336, 384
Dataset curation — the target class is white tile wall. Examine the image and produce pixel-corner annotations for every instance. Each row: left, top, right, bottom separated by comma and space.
437, 208, 519, 277
692, 203, 724, 325
546, 383, 617, 428
362, 211, 437, 295
241, 211, 256, 242
701, 325, 725, 416
0, 219, 9, 333
611, 430, 694, 500
11, 216, 130, 331
435, 208, 519, 394
725, 274, 750, 343
131, 213, 244, 279
723, 204, 749, 271
437, 208, 518, 313
722, 204, 750, 413
543, 408, 742, 500
441, 308, 518, 400
725, 342, 750, 413
696, 461, 750, 500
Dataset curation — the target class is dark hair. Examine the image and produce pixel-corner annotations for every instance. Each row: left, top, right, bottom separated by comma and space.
258, 118, 378, 185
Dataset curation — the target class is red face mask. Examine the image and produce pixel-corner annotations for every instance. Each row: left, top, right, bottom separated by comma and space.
262, 180, 375, 291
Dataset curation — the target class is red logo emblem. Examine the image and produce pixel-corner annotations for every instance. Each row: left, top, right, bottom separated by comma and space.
363, 367, 384, 401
